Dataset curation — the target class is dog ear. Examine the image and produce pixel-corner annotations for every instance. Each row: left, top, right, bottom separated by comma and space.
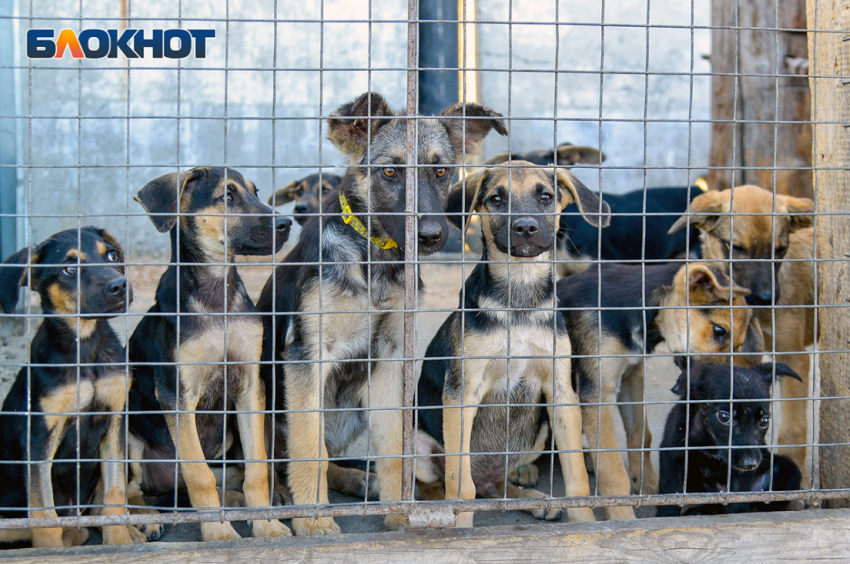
555, 143, 606, 166
671, 360, 710, 398
327, 92, 394, 162
134, 169, 200, 233
269, 180, 299, 206
446, 169, 491, 231
555, 169, 611, 227
0, 244, 46, 314
752, 362, 803, 384
668, 190, 724, 234
439, 103, 508, 159
687, 264, 750, 304
778, 194, 814, 232
481, 151, 512, 166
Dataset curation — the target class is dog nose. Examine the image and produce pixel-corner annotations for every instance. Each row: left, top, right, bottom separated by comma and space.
294, 204, 309, 214
418, 221, 443, 248
105, 278, 127, 296
275, 217, 292, 234
739, 452, 762, 470
752, 291, 773, 306
512, 218, 539, 240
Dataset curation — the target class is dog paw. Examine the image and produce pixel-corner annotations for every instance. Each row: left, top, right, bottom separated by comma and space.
510, 464, 539, 488
222, 490, 246, 508
141, 523, 163, 542
252, 519, 292, 538
292, 517, 341, 537
272, 483, 294, 507
200, 521, 242, 542
59, 527, 89, 547
384, 514, 408, 532
102, 525, 147, 545
630, 475, 658, 495
528, 507, 563, 521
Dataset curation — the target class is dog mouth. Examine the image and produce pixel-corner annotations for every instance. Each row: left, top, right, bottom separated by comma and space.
510, 244, 548, 258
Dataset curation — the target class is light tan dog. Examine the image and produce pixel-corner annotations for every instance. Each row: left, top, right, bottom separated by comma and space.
669, 185, 815, 485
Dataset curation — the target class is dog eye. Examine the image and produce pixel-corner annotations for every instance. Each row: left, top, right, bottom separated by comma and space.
223, 192, 234, 202
321, 186, 331, 194
759, 414, 770, 428
435, 167, 447, 178
716, 411, 731, 424
296, 189, 304, 197
541, 193, 553, 202
489, 194, 503, 205
383, 167, 397, 178
106, 250, 118, 262
713, 325, 727, 340
62, 265, 78, 276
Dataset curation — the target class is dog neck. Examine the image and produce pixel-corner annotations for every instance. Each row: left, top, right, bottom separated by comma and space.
39, 315, 107, 355
481, 241, 556, 309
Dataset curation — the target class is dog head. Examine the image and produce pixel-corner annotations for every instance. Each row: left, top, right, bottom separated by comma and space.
447, 164, 610, 257
671, 362, 801, 471
668, 185, 814, 306
327, 92, 507, 255
268, 172, 342, 225
657, 263, 754, 360
0, 227, 132, 334
135, 167, 291, 259
482, 142, 605, 167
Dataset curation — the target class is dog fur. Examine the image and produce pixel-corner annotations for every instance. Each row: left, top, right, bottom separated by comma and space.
269, 172, 343, 226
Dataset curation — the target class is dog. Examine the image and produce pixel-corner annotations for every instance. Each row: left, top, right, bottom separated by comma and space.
481, 141, 605, 168
656, 362, 803, 517
256, 91, 506, 536
0, 227, 144, 547
268, 172, 343, 225
126, 167, 293, 542
414, 164, 610, 526
668, 185, 815, 484
556, 261, 758, 520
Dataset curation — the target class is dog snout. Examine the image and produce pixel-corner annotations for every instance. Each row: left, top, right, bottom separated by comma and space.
418, 219, 444, 248
275, 216, 292, 235
104, 277, 127, 297
512, 218, 539, 240
752, 291, 774, 306
294, 204, 309, 215
738, 451, 763, 471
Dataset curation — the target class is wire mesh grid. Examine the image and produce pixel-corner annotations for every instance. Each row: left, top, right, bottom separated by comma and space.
0, 0, 847, 543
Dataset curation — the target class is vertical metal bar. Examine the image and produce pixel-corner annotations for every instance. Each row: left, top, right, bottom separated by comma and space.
402, 0, 419, 504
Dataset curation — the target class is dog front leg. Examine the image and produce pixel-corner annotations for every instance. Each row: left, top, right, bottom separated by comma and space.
546, 357, 594, 523
97, 413, 146, 544
28, 417, 67, 548
581, 401, 636, 520
234, 363, 292, 538
617, 363, 658, 494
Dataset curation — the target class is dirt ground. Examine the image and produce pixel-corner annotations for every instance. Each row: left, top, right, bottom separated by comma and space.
0, 252, 809, 542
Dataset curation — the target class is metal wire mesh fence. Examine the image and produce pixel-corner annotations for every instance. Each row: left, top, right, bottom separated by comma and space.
0, 0, 847, 545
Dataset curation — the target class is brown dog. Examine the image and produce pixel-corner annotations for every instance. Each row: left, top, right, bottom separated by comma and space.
669, 184, 815, 485
268, 172, 343, 226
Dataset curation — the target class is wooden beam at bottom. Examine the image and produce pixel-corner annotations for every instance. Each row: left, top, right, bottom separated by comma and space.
2, 509, 849, 563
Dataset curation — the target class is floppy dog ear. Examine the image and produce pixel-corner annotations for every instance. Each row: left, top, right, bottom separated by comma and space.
670, 360, 710, 398
0, 245, 45, 314
446, 169, 491, 231
687, 264, 750, 304
752, 362, 803, 384
327, 92, 394, 162
269, 180, 299, 206
778, 194, 814, 232
668, 190, 724, 234
439, 103, 508, 159
481, 151, 513, 166
555, 143, 606, 166
134, 169, 201, 233
555, 169, 611, 227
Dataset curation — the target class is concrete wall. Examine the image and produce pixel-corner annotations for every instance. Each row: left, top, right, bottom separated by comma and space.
12, 0, 710, 256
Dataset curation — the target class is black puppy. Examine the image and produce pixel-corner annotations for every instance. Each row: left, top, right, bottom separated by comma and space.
0, 227, 143, 547
657, 362, 802, 517
268, 172, 343, 225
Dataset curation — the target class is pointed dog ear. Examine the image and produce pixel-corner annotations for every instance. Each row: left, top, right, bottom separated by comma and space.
327, 92, 394, 162
134, 169, 201, 233
778, 194, 814, 232
439, 103, 508, 159
555, 169, 611, 227
269, 180, 299, 206
687, 264, 750, 304
446, 169, 492, 231
555, 143, 605, 166
752, 362, 803, 384
0, 244, 45, 314
668, 190, 725, 234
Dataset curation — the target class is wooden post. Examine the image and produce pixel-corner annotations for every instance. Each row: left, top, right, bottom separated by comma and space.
808, 0, 850, 508
709, 0, 812, 198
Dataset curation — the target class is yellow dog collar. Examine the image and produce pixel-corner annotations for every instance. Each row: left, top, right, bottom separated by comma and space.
339, 193, 399, 250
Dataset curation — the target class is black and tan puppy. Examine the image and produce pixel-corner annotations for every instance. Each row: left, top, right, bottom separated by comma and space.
257, 91, 506, 536
0, 227, 143, 547
657, 362, 802, 517
127, 167, 292, 542
414, 165, 610, 527
557, 261, 757, 520
268, 172, 343, 225
669, 185, 815, 483
481, 141, 605, 168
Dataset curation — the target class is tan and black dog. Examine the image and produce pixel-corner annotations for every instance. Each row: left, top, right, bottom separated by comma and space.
414, 165, 610, 527
557, 261, 757, 520
127, 167, 293, 542
669, 184, 815, 484
257, 92, 506, 536
0, 227, 143, 547
269, 172, 343, 225
481, 141, 605, 168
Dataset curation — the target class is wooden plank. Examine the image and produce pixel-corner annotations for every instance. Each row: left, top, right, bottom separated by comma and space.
2, 509, 850, 563
808, 0, 850, 508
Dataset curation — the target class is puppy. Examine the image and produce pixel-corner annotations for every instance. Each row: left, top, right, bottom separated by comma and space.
127, 167, 292, 542
268, 172, 343, 225
669, 185, 815, 483
0, 227, 144, 547
557, 261, 758, 519
415, 165, 610, 526
657, 362, 802, 516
